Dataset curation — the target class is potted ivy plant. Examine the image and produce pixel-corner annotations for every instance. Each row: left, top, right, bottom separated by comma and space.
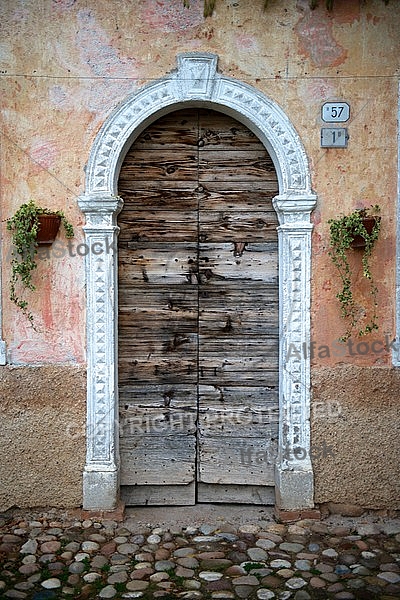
6, 200, 74, 327
328, 205, 381, 342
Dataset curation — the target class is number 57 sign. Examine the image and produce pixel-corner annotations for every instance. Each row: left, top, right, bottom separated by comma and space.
321, 102, 350, 123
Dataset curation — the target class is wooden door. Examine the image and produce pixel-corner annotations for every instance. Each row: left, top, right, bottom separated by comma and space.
118, 109, 279, 505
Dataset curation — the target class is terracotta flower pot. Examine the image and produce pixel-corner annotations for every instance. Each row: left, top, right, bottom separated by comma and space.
350, 216, 378, 249
36, 214, 61, 245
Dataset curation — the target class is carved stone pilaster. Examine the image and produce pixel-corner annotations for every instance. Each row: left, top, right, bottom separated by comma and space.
273, 195, 317, 509
395, 85, 400, 367
78, 193, 123, 510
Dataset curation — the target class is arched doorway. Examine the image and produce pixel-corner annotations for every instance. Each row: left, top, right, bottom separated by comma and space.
117, 108, 279, 505
78, 53, 317, 511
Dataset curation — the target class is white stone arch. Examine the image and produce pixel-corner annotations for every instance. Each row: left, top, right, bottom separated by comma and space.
78, 53, 317, 511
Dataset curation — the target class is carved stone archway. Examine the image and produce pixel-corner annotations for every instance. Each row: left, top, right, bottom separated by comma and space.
78, 53, 317, 511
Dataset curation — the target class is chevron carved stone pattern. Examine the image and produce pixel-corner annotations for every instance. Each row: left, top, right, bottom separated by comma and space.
87, 53, 310, 198
91, 251, 109, 463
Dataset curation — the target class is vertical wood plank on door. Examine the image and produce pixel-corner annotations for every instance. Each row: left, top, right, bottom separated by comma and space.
196, 109, 279, 498
118, 111, 200, 504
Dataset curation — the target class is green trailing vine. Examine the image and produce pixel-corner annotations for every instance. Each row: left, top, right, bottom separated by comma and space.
328, 205, 381, 342
6, 200, 74, 327
184, 0, 389, 17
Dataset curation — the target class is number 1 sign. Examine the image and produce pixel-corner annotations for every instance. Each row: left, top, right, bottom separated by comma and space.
321, 127, 348, 148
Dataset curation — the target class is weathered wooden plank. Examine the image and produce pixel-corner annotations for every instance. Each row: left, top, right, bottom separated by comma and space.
119, 211, 278, 243
199, 315, 278, 337
198, 242, 278, 285
120, 180, 277, 199
198, 110, 267, 150
119, 286, 197, 311
198, 408, 278, 439
199, 285, 278, 336
120, 408, 196, 438
118, 187, 199, 211
118, 319, 197, 337
199, 305, 279, 326
199, 284, 278, 309
199, 188, 278, 212
198, 373, 278, 387
115, 285, 277, 309
119, 339, 277, 385
121, 483, 196, 506
119, 385, 197, 438
120, 400, 197, 437
119, 243, 278, 286
119, 202, 278, 243
118, 355, 197, 385
199, 150, 276, 182
198, 436, 277, 485
198, 354, 279, 385
199, 211, 278, 242
118, 210, 198, 243
119, 332, 277, 353
120, 150, 198, 181
119, 244, 198, 286
126, 108, 267, 152
201, 179, 279, 194
120, 435, 196, 485
121, 148, 275, 182
197, 483, 275, 505
199, 384, 278, 404
118, 307, 196, 324
119, 383, 197, 404
199, 335, 278, 351
118, 317, 197, 335
118, 331, 197, 351
118, 287, 198, 327
119, 338, 278, 383
129, 109, 199, 149
198, 385, 278, 438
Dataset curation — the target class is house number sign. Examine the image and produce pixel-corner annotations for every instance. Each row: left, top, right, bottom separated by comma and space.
320, 127, 349, 148
320, 102, 350, 148
321, 102, 350, 123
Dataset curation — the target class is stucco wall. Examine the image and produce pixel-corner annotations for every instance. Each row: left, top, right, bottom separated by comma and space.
1, 0, 399, 510
0, 366, 86, 510
311, 366, 400, 509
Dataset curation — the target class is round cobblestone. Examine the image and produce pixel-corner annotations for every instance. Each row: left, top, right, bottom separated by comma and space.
0, 509, 399, 600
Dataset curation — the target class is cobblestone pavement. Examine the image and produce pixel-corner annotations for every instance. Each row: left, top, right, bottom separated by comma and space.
1, 506, 400, 600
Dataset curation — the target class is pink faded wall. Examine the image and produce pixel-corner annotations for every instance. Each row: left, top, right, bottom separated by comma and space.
0, 0, 399, 509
